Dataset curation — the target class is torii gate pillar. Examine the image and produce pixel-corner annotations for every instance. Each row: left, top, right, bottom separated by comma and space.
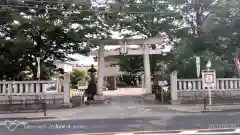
143, 45, 152, 94
94, 44, 105, 101
142, 45, 156, 101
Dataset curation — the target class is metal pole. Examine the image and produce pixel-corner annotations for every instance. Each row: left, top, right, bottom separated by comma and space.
161, 89, 164, 104
208, 87, 212, 106
204, 97, 206, 111
43, 103, 47, 116
207, 68, 212, 106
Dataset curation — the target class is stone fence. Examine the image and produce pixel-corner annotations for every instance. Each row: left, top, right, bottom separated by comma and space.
170, 71, 240, 104
0, 73, 71, 106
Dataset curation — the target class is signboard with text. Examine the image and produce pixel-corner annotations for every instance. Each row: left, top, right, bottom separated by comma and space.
196, 56, 200, 77
202, 70, 216, 88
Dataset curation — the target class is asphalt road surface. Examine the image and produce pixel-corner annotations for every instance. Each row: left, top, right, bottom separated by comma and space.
1, 89, 240, 135
1, 112, 240, 135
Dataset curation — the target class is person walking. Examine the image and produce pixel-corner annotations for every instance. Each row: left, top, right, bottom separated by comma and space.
86, 64, 97, 101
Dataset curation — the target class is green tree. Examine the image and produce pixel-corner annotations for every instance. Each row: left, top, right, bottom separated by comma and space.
0, 2, 32, 80
0, 0, 110, 80
166, 0, 239, 78
106, 0, 183, 75
112, 0, 239, 78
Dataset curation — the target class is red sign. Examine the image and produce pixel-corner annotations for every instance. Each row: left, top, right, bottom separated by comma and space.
204, 73, 214, 83
202, 70, 216, 88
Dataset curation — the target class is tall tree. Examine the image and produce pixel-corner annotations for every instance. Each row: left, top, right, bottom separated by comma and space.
105, 0, 183, 75
0, 0, 110, 80
0, 1, 32, 80
168, 0, 240, 78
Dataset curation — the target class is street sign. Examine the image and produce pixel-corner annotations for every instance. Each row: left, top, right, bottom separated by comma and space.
202, 70, 216, 88
196, 57, 200, 77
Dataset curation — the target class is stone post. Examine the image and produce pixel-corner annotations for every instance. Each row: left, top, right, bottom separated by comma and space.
170, 71, 179, 104
63, 72, 71, 106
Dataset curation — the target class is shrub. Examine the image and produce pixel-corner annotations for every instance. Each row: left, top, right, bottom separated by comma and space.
70, 69, 87, 87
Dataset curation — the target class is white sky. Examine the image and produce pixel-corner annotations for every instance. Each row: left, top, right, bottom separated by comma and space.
68, 54, 98, 65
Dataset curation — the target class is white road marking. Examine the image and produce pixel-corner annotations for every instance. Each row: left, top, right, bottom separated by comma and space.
228, 112, 239, 115
179, 130, 198, 134
234, 128, 240, 132
112, 128, 240, 135
115, 133, 134, 135
121, 132, 239, 135
188, 131, 239, 134
136, 134, 177, 135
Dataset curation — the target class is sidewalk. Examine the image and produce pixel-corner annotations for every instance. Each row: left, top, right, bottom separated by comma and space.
0, 107, 85, 120
2, 104, 240, 121
0, 88, 144, 121
2, 88, 240, 121
161, 104, 240, 113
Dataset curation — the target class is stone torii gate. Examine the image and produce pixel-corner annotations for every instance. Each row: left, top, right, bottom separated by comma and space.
90, 35, 167, 102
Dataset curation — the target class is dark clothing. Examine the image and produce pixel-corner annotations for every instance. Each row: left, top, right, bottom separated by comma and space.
86, 67, 97, 101
87, 80, 97, 94
86, 81, 97, 101
88, 68, 97, 73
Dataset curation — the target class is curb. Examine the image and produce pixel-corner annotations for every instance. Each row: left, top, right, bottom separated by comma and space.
26, 116, 59, 119
201, 109, 223, 113
173, 110, 201, 113
162, 107, 240, 113
202, 109, 240, 113
162, 107, 201, 113
0, 116, 59, 120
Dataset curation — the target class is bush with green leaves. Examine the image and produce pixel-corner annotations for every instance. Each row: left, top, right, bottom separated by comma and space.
70, 69, 87, 88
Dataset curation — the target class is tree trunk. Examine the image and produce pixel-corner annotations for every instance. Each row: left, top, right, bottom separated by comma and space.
30, 65, 38, 80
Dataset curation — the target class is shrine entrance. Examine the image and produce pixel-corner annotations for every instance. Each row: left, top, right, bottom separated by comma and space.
89, 35, 167, 102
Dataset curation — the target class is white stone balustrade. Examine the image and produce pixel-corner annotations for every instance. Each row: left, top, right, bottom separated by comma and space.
0, 73, 71, 105
177, 78, 240, 91
0, 80, 62, 95
170, 71, 240, 104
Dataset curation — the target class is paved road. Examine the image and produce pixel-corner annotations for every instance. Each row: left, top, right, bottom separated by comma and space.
1, 89, 240, 135
1, 112, 240, 135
